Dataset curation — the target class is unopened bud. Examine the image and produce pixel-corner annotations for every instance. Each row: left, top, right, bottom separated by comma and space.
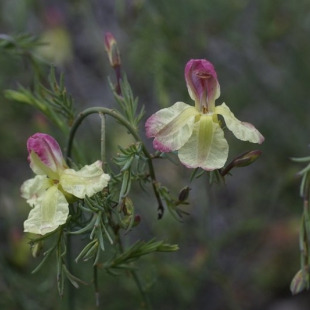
31, 240, 43, 258
121, 197, 134, 215
178, 186, 191, 202
221, 150, 262, 176
233, 150, 262, 168
104, 32, 121, 68
133, 214, 141, 227
290, 269, 307, 295
121, 214, 141, 229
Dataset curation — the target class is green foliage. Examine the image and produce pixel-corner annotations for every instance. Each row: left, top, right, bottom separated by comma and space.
5, 67, 75, 132
8, 51, 184, 308
155, 182, 190, 221
3, 1, 302, 308
0, 33, 47, 80
0, 33, 43, 55
290, 156, 310, 294
103, 239, 179, 271
110, 74, 145, 130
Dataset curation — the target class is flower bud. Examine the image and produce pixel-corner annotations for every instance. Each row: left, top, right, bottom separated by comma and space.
121, 214, 141, 229
290, 269, 307, 295
233, 150, 262, 168
104, 32, 121, 68
178, 186, 191, 202
31, 240, 44, 258
133, 214, 141, 227
220, 150, 262, 176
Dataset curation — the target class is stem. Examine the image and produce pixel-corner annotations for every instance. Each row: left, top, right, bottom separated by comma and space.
66, 107, 164, 217
116, 231, 153, 310
114, 65, 122, 95
99, 112, 106, 170
93, 265, 99, 307
131, 271, 153, 310
66, 233, 75, 310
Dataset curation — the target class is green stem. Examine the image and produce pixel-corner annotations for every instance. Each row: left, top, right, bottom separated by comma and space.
99, 112, 106, 170
131, 270, 153, 310
66, 107, 164, 217
116, 231, 153, 310
66, 232, 75, 310
93, 265, 99, 307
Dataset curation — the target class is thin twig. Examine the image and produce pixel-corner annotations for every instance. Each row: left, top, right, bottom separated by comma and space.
99, 112, 106, 170
116, 231, 153, 310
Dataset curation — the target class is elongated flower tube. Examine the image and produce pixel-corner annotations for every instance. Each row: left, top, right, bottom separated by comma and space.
146, 59, 264, 170
21, 133, 110, 235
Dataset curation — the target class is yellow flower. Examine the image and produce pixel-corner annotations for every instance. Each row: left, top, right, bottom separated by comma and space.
145, 59, 264, 170
21, 133, 110, 235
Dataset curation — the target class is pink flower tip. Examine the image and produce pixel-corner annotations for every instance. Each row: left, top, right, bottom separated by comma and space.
27, 133, 65, 173
104, 32, 121, 67
185, 59, 220, 111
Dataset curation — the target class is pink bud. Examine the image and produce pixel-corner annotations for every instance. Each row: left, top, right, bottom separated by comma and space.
104, 32, 121, 68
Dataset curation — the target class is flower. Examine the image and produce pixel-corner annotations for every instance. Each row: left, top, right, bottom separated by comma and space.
104, 32, 121, 68
21, 133, 110, 235
145, 59, 264, 170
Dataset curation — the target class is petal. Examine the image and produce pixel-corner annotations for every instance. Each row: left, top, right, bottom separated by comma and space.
178, 115, 229, 170
145, 102, 199, 152
21, 175, 53, 207
24, 185, 69, 235
215, 103, 264, 144
60, 160, 110, 199
29, 151, 59, 179
185, 59, 220, 112
27, 133, 67, 175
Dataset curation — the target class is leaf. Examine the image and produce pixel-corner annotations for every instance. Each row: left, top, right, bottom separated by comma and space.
62, 264, 88, 288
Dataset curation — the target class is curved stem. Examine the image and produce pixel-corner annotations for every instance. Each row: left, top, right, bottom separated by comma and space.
66, 107, 164, 217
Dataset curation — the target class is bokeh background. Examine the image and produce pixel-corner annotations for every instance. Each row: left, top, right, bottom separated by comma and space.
1, 0, 310, 309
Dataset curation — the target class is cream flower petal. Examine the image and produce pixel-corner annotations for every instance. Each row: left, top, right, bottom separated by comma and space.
24, 185, 69, 235
215, 103, 265, 144
60, 160, 110, 199
21, 175, 53, 207
29, 151, 59, 179
178, 115, 229, 170
145, 102, 199, 152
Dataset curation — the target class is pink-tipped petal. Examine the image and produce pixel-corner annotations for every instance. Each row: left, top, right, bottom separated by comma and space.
27, 133, 66, 174
185, 59, 220, 112
145, 102, 199, 152
215, 103, 265, 144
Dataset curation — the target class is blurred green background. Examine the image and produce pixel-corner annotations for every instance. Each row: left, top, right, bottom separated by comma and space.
1, 0, 310, 309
